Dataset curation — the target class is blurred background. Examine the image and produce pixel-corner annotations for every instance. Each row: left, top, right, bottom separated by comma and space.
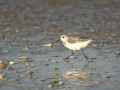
0, 0, 120, 90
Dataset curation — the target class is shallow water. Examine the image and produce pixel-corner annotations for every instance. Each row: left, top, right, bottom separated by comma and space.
0, 0, 120, 90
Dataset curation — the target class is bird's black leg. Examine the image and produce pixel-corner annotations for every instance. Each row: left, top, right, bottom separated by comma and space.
64, 51, 74, 59
81, 49, 89, 61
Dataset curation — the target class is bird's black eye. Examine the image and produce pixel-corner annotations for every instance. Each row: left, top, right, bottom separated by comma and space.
62, 36, 64, 38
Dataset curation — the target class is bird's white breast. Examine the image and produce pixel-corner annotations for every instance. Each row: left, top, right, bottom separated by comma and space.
65, 40, 92, 51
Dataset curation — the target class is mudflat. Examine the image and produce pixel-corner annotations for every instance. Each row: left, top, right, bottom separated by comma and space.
0, 0, 120, 90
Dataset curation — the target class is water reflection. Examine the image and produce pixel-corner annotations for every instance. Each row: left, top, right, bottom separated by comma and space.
63, 69, 87, 81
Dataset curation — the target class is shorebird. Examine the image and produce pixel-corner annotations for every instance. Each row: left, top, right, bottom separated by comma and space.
56, 34, 93, 61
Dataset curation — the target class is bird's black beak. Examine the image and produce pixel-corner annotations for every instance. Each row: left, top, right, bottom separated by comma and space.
55, 39, 60, 42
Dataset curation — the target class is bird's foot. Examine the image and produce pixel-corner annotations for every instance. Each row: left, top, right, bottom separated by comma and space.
64, 59, 69, 62
64, 57, 69, 60
85, 56, 89, 61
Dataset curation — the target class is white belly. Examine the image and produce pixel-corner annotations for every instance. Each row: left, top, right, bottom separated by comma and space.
65, 40, 92, 51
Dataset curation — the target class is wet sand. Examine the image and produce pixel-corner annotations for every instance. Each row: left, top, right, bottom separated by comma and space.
0, 0, 120, 90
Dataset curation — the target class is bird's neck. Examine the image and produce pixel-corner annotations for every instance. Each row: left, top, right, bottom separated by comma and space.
63, 40, 67, 47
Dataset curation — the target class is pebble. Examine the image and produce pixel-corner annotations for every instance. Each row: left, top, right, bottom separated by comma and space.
20, 75, 26, 78
51, 60, 59, 63
95, 81, 102, 84
106, 60, 110, 62
6, 67, 13, 70
9, 61, 17, 65
0, 60, 3, 64
25, 63, 30, 66
89, 57, 96, 60
65, 59, 69, 62
75, 77, 83, 81
52, 74, 59, 78
0, 63, 5, 69
16, 55, 29, 59
0, 74, 5, 80
57, 81, 64, 86
58, 85, 64, 89
54, 68, 59, 70
84, 84, 94, 87
65, 71, 73, 76
44, 44, 52, 47
29, 64, 35, 68
28, 76, 32, 78
46, 59, 50, 62
10, 79, 16, 82
35, 88, 42, 90
23, 47, 28, 50
70, 56, 77, 59
113, 52, 120, 59
42, 64, 49, 66
38, 78, 46, 83
23, 87, 31, 90
102, 75, 110, 78
90, 29, 95, 32
94, 46, 100, 50
114, 81, 120, 85
15, 29, 20, 32
92, 44, 98, 47
26, 71, 33, 75
48, 83, 54, 88
52, 73, 58, 78
2, 50, 9, 53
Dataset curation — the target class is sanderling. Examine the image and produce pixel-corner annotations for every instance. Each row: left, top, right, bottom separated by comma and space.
56, 34, 93, 61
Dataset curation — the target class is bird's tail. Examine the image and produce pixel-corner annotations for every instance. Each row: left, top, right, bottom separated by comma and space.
83, 39, 93, 48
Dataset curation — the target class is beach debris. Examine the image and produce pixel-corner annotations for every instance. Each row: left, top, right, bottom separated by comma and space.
16, 55, 29, 59
44, 44, 52, 47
